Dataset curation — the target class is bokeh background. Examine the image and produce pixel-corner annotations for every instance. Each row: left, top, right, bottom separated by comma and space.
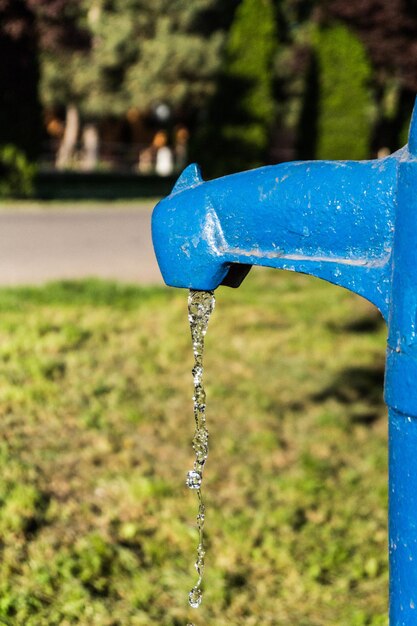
2, 0, 417, 192
0, 0, 412, 624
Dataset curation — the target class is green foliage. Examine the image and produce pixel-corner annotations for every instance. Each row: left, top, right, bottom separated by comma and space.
314, 24, 373, 160
0, 145, 36, 199
198, 0, 278, 176
0, 272, 388, 624
40, 0, 224, 118
125, 0, 224, 110
226, 0, 277, 127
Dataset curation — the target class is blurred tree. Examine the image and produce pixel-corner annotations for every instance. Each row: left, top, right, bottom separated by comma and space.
328, 0, 417, 93
272, 1, 319, 160
269, 0, 417, 159
197, 0, 278, 177
29, 0, 88, 51
125, 7, 224, 111
38, 0, 225, 168
0, 0, 42, 159
313, 23, 373, 160
36, 2, 90, 167
327, 0, 417, 151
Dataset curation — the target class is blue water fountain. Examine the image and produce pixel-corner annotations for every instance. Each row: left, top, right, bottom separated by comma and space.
152, 98, 417, 625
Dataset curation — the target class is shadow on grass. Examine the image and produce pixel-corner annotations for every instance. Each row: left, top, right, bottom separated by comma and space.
312, 363, 385, 424
328, 310, 385, 334
343, 314, 385, 334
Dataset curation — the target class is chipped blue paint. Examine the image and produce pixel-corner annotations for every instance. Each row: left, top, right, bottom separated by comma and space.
152, 97, 417, 625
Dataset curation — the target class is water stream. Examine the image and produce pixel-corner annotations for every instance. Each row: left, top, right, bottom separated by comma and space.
186, 289, 216, 620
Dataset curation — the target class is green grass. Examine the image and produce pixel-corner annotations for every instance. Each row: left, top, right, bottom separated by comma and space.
0, 269, 388, 625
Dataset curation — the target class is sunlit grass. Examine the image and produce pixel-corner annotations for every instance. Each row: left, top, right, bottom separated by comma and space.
0, 269, 388, 625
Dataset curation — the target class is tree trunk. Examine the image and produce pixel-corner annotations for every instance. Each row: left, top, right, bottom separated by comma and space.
56, 104, 79, 169
80, 123, 99, 171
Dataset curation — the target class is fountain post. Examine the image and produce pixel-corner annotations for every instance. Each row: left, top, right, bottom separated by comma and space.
152, 97, 417, 625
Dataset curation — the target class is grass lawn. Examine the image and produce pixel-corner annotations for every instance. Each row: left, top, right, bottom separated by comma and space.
0, 269, 388, 625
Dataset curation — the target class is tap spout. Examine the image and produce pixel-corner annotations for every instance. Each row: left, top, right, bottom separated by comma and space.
152, 154, 401, 319
152, 97, 417, 625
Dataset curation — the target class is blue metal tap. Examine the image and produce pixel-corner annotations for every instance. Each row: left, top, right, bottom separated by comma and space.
152, 97, 417, 625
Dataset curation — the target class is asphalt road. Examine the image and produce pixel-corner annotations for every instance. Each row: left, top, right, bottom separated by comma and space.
0, 206, 164, 285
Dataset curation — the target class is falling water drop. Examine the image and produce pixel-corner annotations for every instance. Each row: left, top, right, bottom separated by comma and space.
186, 470, 202, 490
189, 586, 203, 608
186, 289, 215, 615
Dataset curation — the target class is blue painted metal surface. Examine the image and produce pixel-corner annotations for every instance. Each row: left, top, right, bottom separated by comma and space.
152, 97, 417, 625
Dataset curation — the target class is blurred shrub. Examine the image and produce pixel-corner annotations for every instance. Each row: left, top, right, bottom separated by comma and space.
0, 144, 36, 199
314, 24, 373, 160
221, 0, 277, 168
195, 0, 277, 177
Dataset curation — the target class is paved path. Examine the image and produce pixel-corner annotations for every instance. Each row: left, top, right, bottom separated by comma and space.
0, 206, 164, 285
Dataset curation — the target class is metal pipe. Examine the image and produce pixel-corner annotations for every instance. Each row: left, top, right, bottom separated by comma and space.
152, 96, 417, 625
